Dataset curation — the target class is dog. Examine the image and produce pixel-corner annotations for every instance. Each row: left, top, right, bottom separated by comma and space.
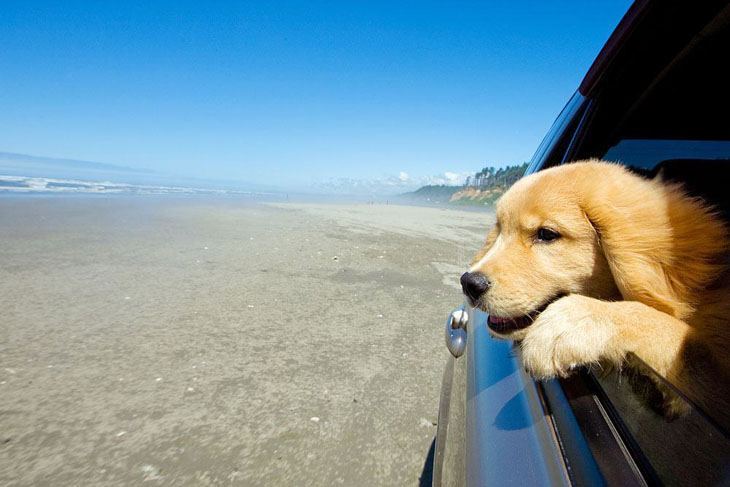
461, 160, 730, 427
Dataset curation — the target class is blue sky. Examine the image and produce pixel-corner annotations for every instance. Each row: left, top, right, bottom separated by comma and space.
0, 1, 631, 192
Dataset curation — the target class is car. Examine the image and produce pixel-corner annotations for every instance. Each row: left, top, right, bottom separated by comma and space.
432, 1, 730, 485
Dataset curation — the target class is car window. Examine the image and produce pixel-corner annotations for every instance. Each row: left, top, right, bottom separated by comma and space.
604, 139, 730, 170
584, 8, 730, 485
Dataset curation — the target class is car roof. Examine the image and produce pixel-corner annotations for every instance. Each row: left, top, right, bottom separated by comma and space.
579, 0, 729, 97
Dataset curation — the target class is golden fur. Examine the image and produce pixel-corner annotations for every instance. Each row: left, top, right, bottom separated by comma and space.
468, 160, 730, 427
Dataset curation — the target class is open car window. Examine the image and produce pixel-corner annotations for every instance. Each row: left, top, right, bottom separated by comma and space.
564, 5, 730, 484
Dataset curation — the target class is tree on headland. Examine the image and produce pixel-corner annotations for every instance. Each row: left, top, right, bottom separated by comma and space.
405, 162, 529, 206
466, 163, 527, 189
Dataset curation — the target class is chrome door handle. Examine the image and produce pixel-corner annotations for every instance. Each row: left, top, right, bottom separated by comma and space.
445, 307, 468, 358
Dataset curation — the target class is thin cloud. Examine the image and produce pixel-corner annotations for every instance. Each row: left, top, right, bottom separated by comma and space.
314, 171, 470, 195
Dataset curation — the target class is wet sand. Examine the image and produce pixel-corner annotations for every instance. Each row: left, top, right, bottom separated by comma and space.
0, 196, 493, 486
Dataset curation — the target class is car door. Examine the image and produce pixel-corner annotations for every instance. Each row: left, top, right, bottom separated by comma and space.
433, 93, 594, 487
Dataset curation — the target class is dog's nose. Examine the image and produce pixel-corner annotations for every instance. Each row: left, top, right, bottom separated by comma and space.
460, 272, 491, 300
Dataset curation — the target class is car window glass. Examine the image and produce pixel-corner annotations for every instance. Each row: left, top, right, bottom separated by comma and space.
596, 365, 730, 485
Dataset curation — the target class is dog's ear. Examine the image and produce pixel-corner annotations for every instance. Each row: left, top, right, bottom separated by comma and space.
581, 168, 727, 320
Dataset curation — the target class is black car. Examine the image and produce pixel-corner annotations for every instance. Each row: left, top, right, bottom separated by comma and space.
434, 1, 730, 485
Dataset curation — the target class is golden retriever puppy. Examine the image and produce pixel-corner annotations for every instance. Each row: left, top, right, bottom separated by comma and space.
461, 160, 730, 425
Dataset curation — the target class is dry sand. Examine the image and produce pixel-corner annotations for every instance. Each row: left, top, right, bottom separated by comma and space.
0, 196, 493, 486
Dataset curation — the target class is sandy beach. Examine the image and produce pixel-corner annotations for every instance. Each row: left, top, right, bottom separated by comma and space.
0, 196, 493, 485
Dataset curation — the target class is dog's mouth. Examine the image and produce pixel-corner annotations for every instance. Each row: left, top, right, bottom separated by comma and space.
486, 294, 565, 334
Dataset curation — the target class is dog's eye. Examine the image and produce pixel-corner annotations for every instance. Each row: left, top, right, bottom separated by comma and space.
536, 228, 560, 242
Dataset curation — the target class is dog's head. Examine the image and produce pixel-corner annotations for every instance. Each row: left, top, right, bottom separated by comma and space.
463, 160, 727, 339
463, 162, 618, 339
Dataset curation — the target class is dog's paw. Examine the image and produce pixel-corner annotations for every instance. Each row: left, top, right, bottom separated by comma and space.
521, 295, 623, 379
